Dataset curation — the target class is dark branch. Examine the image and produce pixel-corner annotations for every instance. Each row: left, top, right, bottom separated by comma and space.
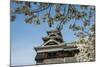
31, 4, 51, 14
57, 5, 70, 31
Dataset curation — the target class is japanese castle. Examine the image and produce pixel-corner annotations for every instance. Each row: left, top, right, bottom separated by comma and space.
34, 29, 79, 65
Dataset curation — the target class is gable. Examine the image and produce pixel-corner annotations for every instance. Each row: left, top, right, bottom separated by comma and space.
41, 39, 60, 46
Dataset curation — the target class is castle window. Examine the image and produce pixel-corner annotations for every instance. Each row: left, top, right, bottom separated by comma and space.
47, 52, 57, 58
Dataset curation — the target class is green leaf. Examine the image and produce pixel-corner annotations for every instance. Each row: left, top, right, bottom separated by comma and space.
36, 19, 40, 25
11, 15, 16, 21
83, 20, 88, 27
48, 18, 53, 27
25, 16, 33, 24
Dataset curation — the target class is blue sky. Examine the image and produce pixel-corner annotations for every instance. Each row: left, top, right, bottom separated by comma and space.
11, 14, 77, 66
10, 2, 95, 66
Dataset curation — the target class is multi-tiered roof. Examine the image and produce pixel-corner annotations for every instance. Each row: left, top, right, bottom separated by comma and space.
34, 29, 79, 64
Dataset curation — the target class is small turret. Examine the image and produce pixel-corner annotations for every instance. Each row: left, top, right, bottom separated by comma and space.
42, 29, 63, 45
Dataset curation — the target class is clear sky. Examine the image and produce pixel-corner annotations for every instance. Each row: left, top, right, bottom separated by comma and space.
10, 2, 95, 66
11, 14, 78, 66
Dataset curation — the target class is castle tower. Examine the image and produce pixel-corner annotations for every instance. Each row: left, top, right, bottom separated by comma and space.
34, 29, 79, 65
